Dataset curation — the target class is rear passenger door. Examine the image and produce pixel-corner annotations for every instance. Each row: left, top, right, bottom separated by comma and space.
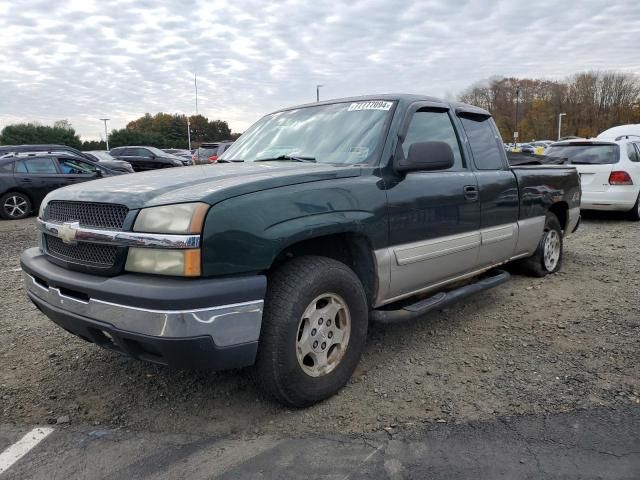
385, 105, 481, 301
14, 157, 62, 205
458, 113, 519, 267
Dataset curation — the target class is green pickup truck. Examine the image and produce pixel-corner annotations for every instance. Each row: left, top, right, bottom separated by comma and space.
21, 95, 581, 406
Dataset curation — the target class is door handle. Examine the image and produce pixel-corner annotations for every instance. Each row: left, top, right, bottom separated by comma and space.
21, 178, 33, 183
464, 185, 478, 201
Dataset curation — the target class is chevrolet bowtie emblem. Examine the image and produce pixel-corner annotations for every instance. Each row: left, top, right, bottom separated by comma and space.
58, 221, 80, 245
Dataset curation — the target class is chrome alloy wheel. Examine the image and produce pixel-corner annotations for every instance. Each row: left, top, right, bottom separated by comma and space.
4, 195, 28, 218
543, 229, 561, 271
296, 293, 351, 377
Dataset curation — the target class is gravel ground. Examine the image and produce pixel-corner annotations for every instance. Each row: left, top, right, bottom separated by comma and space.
1, 213, 638, 437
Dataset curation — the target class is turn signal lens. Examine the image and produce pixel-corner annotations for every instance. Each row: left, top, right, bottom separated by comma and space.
608, 171, 633, 185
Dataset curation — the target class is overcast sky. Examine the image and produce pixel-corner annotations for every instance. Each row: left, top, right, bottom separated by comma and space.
1, 0, 639, 140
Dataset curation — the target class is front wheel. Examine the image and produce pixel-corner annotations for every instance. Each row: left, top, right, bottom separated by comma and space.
0, 192, 32, 220
519, 213, 563, 277
256, 256, 368, 407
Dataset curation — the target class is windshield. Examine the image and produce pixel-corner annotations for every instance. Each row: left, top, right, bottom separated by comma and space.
545, 143, 620, 164
219, 100, 394, 164
88, 151, 114, 161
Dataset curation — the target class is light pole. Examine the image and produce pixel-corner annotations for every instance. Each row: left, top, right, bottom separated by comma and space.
187, 117, 191, 150
316, 84, 323, 102
99, 118, 110, 150
513, 87, 520, 146
557, 113, 567, 141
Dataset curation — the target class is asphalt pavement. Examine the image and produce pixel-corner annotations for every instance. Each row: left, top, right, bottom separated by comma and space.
1, 406, 638, 479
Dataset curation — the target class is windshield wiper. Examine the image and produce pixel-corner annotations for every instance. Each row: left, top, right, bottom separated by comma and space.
255, 154, 316, 163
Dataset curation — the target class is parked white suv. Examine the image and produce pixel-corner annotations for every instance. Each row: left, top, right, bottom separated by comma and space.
545, 135, 640, 220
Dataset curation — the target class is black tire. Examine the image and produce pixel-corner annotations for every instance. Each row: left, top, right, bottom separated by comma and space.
519, 213, 563, 277
256, 256, 368, 407
0, 192, 32, 220
628, 193, 640, 221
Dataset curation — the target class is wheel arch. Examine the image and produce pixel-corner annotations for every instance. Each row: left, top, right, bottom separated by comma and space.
269, 232, 378, 308
548, 201, 569, 231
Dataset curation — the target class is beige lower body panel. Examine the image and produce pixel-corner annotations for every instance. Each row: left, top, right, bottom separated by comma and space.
374, 216, 545, 307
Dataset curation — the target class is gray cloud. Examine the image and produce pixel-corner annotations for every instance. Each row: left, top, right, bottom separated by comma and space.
1, 0, 639, 139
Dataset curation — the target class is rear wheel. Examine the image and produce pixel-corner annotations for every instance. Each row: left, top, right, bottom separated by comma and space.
0, 192, 32, 220
628, 193, 640, 221
519, 213, 563, 277
256, 256, 368, 407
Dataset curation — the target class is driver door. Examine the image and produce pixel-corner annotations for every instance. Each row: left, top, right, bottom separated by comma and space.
56, 157, 100, 187
384, 105, 481, 301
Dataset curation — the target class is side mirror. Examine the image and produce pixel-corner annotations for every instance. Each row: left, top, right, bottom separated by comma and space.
94, 169, 103, 177
396, 141, 454, 173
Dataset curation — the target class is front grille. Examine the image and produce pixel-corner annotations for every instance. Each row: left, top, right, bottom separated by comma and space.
44, 201, 128, 230
45, 235, 118, 268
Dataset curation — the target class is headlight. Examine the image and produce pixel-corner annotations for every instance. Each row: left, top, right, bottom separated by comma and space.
126, 202, 208, 276
125, 248, 201, 276
133, 202, 208, 234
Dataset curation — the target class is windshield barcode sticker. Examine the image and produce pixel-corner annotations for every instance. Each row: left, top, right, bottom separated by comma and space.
347, 101, 393, 111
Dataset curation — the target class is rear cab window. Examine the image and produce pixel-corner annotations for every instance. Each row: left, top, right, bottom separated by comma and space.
545, 143, 620, 164
459, 115, 506, 170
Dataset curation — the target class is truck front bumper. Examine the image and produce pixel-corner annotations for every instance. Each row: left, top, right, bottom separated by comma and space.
21, 248, 267, 370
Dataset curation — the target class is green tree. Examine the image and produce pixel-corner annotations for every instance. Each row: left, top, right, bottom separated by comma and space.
81, 140, 107, 150
0, 123, 82, 148
108, 128, 164, 148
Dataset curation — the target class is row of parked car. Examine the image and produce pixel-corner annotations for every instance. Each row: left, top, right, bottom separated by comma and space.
0, 141, 235, 219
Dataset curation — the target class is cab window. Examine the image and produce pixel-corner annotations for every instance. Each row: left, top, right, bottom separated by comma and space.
402, 110, 464, 170
459, 115, 506, 170
58, 158, 97, 175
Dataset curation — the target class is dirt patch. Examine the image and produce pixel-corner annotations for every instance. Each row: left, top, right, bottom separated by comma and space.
1, 213, 638, 436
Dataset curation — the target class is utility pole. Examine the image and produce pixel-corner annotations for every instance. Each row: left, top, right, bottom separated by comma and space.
558, 113, 567, 140
316, 84, 323, 102
187, 117, 191, 150
99, 118, 110, 150
194, 73, 199, 115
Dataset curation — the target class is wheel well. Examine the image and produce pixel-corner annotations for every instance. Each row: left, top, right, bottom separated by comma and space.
549, 202, 568, 231
270, 233, 377, 307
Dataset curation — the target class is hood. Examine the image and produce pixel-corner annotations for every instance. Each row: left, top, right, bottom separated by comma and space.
44, 162, 362, 209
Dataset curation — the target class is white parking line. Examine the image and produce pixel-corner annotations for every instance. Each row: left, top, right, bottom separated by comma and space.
0, 427, 54, 475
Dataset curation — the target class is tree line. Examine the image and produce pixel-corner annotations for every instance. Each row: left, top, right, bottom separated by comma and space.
458, 71, 640, 142
0, 113, 235, 150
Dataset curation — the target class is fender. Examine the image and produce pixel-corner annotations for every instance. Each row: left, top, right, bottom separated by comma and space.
201, 172, 388, 276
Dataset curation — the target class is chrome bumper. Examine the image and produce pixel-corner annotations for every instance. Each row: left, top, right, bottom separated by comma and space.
24, 272, 263, 347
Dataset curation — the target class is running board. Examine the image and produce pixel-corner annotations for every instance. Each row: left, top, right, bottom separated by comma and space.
370, 269, 511, 324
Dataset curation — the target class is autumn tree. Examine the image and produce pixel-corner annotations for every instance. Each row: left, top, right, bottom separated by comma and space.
459, 71, 640, 142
